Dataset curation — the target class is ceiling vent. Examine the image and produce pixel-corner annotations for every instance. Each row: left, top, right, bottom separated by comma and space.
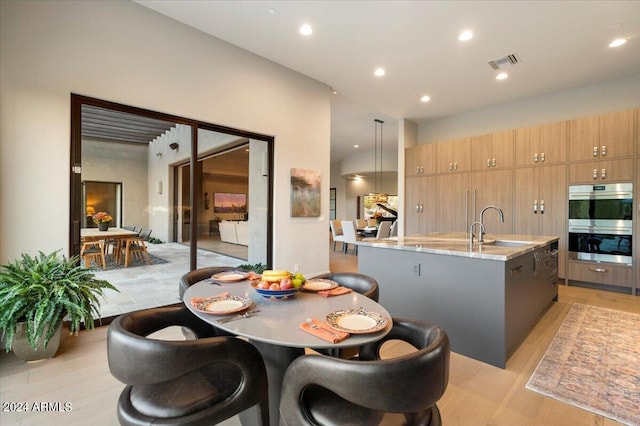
488, 53, 520, 70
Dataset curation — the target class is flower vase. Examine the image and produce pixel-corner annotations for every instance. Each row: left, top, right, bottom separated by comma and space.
98, 222, 109, 231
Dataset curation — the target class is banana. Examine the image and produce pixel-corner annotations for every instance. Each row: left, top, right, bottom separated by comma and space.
262, 269, 291, 276
261, 270, 291, 282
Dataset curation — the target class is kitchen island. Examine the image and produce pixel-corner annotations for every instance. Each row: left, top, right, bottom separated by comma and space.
357, 233, 559, 368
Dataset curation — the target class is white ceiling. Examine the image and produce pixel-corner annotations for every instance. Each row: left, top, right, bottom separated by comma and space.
136, 1, 640, 163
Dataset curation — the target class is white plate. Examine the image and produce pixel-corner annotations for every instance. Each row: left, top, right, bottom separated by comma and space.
191, 295, 252, 315
302, 278, 339, 292
325, 309, 388, 334
211, 271, 250, 282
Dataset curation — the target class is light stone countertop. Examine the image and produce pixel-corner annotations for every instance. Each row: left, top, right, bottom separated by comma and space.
356, 232, 559, 261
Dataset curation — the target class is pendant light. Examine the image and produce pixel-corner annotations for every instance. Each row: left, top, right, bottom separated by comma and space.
368, 119, 388, 204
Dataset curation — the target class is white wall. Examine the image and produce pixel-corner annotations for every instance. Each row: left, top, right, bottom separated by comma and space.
418, 72, 640, 143
0, 1, 331, 276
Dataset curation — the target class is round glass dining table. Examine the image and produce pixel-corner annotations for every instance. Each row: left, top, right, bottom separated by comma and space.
183, 278, 392, 426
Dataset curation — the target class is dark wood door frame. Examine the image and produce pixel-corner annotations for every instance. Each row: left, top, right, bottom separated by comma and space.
70, 94, 274, 270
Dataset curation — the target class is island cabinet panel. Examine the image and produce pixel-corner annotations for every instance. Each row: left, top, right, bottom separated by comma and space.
568, 109, 634, 162
471, 130, 514, 170
358, 243, 558, 369
405, 144, 436, 177
515, 121, 567, 167
514, 164, 567, 278
470, 169, 514, 234
435, 172, 470, 232
436, 137, 471, 173
568, 158, 634, 184
405, 176, 436, 234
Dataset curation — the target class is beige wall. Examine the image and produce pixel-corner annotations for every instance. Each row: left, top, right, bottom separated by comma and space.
0, 1, 331, 275
82, 139, 149, 230
418, 72, 640, 144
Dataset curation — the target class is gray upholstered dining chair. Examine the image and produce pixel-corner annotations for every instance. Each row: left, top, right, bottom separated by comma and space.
280, 318, 450, 426
107, 306, 269, 426
375, 220, 392, 239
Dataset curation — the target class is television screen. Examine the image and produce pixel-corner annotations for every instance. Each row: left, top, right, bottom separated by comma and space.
213, 193, 247, 213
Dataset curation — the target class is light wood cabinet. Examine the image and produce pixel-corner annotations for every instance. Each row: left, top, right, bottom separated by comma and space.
567, 261, 633, 288
514, 165, 567, 279
515, 121, 567, 167
470, 169, 513, 234
405, 176, 436, 234
568, 110, 634, 161
471, 130, 514, 170
405, 144, 436, 177
568, 158, 634, 183
637, 158, 639, 294
436, 138, 471, 173
435, 173, 470, 232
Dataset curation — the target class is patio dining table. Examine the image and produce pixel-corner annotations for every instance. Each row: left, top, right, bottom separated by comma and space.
80, 227, 139, 242
184, 276, 392, 426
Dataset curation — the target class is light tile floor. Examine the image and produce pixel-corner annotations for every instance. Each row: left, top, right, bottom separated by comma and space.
94, 242, 245, 319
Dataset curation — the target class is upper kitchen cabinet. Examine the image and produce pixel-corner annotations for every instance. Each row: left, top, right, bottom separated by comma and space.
436, 137, 471, 173
405, 144, 436, 177
515, 121, 567, 167
435, 172, 470, 232
471, 130, 514, 170
568, 110, 634, 161
568, 158, 634, 184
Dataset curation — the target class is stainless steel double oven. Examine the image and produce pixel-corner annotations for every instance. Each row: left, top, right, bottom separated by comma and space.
568, 183, 633, 265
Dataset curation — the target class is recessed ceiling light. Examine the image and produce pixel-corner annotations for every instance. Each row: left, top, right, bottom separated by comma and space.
374, 67, 386, 77
299, 24, 313, 36
496, 72, 508, 80
420, 95, 431, 103
267, 8, 276, 15
609, 38, 627, 48
458, 30, 474, 41
354, 144, 359, 148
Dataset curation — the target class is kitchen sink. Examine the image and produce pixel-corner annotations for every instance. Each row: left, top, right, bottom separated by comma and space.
490, 240, 532, 247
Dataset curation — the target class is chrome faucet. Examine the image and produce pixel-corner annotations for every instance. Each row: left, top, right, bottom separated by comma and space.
469, 221, 484, 246
478, 205, 505, 243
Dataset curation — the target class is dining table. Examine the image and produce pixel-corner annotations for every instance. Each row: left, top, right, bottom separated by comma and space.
357, 225, 378, 237
183, 276, 392, 426
80, 227, 139, 242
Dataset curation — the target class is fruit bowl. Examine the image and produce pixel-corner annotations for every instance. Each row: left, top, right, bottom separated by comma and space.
251, 283, 300, 299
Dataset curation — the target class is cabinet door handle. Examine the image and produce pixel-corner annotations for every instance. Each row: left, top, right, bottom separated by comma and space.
415, 166, 420, 174
486, 158, 491, 168
454, 162, 458, 171
540, 152, 545, 163
540, 200, 545, 214
492, 158, 496, 167
420, 166, 424, 174
533, 200, 538, 214
420, 203, 424, 213
534, 153, 538, 163
592, 146, 598, 157
416, 204, 420, 213
511, 265, 522, 275
601, 145, 607, 157
592, 168, 598, 180
449, 162, 453, 171
589, 267, 608, 273
601, 168, 606, 179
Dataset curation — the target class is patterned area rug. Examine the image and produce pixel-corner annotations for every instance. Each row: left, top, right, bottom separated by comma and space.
526, 303, 640, 426
89, 253, 168, 270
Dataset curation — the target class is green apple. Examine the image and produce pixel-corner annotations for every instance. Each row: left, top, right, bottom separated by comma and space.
292, 278, 303, 288
294, 272, 305, 282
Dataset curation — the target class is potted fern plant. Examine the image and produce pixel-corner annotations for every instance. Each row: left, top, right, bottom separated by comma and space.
0, 250, 117, 361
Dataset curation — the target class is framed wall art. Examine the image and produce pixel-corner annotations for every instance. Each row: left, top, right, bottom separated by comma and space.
290, 168, 321, 217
